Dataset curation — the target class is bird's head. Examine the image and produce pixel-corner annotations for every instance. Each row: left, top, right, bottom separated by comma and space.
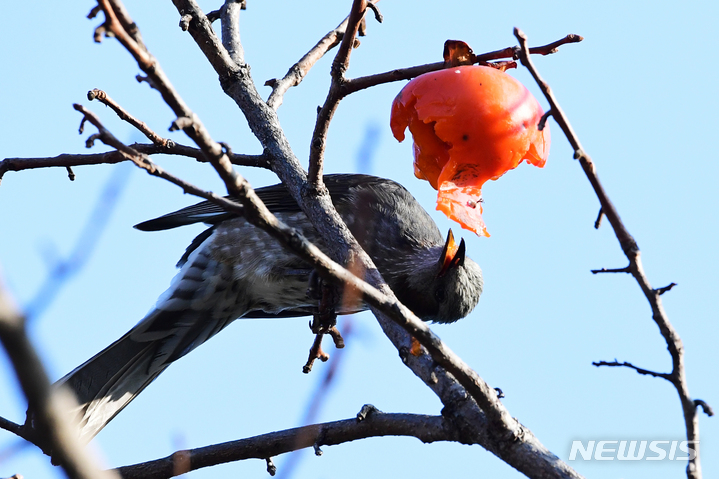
397, 230, 483, 324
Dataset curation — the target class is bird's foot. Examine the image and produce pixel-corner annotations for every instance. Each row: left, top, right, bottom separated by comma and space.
303, 332, 330, 373
303, 272, 345, 373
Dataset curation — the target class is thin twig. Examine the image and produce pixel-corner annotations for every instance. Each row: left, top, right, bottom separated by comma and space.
96, 0, 244, 198
514, 26, 704, 479
205, 9, 220, 23
365, 1, 383, 23
307, 0, 367, 186
0, 417, 24, 438
87, 89, 173, 147
594, 207, 603, 229
72, 106, 247, 220
694, 400, 714, 417
0, 144, 268, 185
592, 360, 671, 381
538, 109, 553, 132
655, 282, 677, 295
590, 266, 631, 274
265, 0, 380, 110
343, 34, 582, 96
281, 320, 354, 479
266, 457, 277, 476
115, 411, 457, 479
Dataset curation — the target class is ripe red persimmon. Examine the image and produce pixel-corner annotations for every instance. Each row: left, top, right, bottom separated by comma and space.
391, 65, 550, 236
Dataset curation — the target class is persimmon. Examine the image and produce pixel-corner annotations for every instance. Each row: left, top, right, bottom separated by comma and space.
390, 65, 550, 236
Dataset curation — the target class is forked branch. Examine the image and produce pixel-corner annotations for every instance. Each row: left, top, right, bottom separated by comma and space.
514, 27, 709, 479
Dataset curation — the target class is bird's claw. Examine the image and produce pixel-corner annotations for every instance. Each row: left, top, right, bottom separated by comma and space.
303, 333, 330, 373
303, 272, 345, 373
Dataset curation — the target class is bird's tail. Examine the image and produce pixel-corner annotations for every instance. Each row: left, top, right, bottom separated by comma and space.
24, 229, 246, 443
28, 329, 169, 444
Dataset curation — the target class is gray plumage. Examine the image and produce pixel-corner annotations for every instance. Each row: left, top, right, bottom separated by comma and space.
38, 174, 483, 442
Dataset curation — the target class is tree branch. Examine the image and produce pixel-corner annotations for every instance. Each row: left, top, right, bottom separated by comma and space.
655, 282, 677, 295
694, 400, 714, 417
95, 0, 246, 199
170, 2, 586, 477
307, 0, 367, 185
71, 105, 261, 223
0, 143, 269, 184
342, 34, 582, 96
77, 101, 510, 449
0, 279, 118, 479
590, 266, 631, 274
265, 1, 381, 110
220, 0, 244, 65
514, 26, 707, 479
87, 89, 173, 147
0, 416, 24, 438
115, 409, 457, 479
592, 360, 672, 380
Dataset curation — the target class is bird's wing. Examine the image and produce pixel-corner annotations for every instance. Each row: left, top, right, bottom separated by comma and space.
134, 174, 383, 231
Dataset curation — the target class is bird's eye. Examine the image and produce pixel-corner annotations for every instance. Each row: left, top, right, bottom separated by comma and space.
434, 287, 446, 303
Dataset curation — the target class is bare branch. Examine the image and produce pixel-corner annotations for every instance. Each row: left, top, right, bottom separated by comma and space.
71, 106, 251, 219
343, 33, 582, 96
265, 30, 341, 110
655, 282, 677, 295
307, 0, 367, 186
78, 52, 583, 479
165, 2, 586, 477
87, 89, 173, 147
106, 0, 145, 48
0, 144, 268, 184
115, 411, 458, 479
0, 416, 24, 438
594, 207, 603, 229
220, 0, 244, 64
265, 0, 380, 110
0, 280, 118, 479
528, 34, 583, 55
694, 400, 714, 417
365, 1, 383, 23
283, 320, 354, 476
96, 0, 245, 198
592, 360, 671, 381
590, 266, 631, 274
514, 26, 705, 479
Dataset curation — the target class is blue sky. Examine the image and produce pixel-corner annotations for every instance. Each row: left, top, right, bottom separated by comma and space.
1, 1, 717, 478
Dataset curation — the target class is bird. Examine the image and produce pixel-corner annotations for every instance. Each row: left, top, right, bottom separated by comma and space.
31, 174, 483, 442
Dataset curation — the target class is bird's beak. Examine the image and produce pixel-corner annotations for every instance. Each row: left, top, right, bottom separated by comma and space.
438, 230, 466, 277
